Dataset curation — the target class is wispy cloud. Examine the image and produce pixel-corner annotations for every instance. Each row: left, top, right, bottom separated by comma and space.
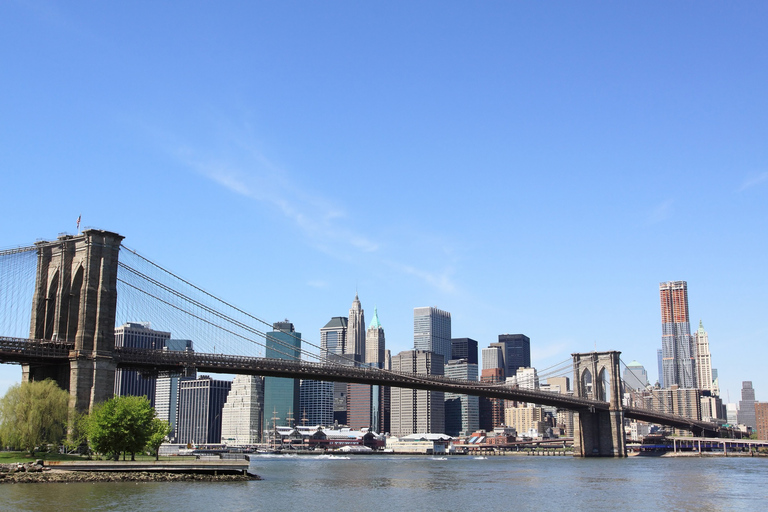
386, 261, 457, 294
647, 199, 674, 224
738, 172, 768, 192
167, 125, 461, 293
178, 146, 380, 259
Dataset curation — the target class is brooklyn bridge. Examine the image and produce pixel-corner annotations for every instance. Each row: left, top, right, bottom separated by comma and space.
0, 229, 730, 457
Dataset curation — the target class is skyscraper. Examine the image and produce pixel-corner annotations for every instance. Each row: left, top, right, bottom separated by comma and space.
445, 358, 479, 436
348, 293, 366, 363
390, 350, 444, 436
155, 338, 195, 440
413, 307, 452, 364
491, 334, 531, 378
480, 345, 505, 430
694, 321, 714, 393
365, 307, 386, 368
263, 321, 301, 432
114, 322, 171, 407
348, 306, 387, 431
176, 375, 232, 445
321, 316, 350, 424
451, 338, 479, 365
623, 361, 649, 391
299, 379, 334, 427
221, 375, 263, 445
659, 281, 696, 388
738, 381, 757, 429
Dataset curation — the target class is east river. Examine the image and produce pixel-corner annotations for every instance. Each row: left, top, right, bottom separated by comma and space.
2, 454, 766, 511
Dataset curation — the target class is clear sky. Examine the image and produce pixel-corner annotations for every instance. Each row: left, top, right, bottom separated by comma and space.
1, 2, 766, 404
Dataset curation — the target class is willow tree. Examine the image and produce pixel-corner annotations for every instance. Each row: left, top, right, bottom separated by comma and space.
0, 380, 69, 456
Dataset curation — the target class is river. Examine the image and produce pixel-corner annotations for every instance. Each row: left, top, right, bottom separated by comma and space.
2, 454, 766, 511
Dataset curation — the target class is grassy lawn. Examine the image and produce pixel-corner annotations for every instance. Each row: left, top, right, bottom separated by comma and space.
0, 451, 86, 463
0, 451, 198, 463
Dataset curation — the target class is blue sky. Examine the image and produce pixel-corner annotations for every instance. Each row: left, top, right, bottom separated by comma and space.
1, 2, 766, 404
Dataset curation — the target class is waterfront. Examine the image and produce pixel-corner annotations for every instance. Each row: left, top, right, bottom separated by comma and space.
1, 455, 766, 511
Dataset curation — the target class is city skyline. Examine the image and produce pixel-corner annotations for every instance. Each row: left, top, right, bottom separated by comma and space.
1, 3, 767, 403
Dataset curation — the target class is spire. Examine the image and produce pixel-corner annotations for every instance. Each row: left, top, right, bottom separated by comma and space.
368, 306, 382, 330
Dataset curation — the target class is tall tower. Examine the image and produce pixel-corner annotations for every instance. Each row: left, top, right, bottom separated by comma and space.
365, 307, 386, 368
347, 293, 365, 363
491, 334, 531, 378
695, 320, 714, 393
24, 229, 124, 413
659, 281, 696, 388
263, 321, 301, 432
220, 375, 264, 445
390, 350, 444, 436
413, 307, 451, 364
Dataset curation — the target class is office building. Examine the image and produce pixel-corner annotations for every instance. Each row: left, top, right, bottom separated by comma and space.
657, 349, 664, 388
623, 361, 649, 391
659, 281, 696, 388
755, 403, 768, 441
348, 307, 388, 431
738, 381, 757, 430
391, 350, 445, 436
263, 321, 301, 431
176, 376, 232, 445
445, 358, 479, 436
505, 406, 546, 438
321, 316, 350, 424
694, 321, 714, 393
299, 379, 334, 427
413, 307, 452, 364
114, 322, 171, 407
480, 345, 505, 430
365, 307, 386, 368
491, 334, 531, 379
451, 338, 478, 365
154, 338, 195, 440
348, 294, 366, 362
221, 375, 263, 445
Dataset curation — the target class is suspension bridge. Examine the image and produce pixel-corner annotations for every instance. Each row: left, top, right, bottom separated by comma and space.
0, 229, 730, 456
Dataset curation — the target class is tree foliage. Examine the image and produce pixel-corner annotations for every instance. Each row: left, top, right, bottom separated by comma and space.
87, 395, 156, 460
147, 418, 172, 460
0, 380, 69, 455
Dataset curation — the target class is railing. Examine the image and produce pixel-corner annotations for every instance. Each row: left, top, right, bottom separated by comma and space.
112, 347, 606, 410
0, 338, 727, 433
0, 336, 74, 362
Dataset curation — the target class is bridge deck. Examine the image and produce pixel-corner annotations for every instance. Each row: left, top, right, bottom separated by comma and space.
0, 337, 726, 434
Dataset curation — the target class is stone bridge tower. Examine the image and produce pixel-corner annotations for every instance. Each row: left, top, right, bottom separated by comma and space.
23, 229, 123, 413
572, 351, 626, 457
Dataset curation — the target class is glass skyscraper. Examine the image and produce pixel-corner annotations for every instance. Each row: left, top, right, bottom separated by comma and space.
263, 321, 301, 431
413, 307, 451, 364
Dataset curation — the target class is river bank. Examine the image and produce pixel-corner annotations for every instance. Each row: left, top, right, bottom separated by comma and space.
0, 462, 260, 484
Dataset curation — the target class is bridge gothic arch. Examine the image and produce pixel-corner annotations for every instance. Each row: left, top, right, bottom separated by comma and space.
572, 351, 626, 457
23, 230, 124, 413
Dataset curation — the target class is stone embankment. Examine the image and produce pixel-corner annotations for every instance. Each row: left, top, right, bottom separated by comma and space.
0, 461, 260, 484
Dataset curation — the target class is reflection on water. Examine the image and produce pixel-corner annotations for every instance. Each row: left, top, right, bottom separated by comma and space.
1, 455, 766, 512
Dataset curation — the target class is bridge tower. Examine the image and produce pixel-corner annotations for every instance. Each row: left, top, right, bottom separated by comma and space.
572, 351, 626, 457
23, 229, 124, 413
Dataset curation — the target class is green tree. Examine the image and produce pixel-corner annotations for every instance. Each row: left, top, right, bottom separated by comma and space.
146, 418, 172, 460
0, 380, 69, 456
87, 395, 156, 461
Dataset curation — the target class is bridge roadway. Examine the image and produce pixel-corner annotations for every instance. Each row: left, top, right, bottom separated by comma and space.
0, 337, 723, 435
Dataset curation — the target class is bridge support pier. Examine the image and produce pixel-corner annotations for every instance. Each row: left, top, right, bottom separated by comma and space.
24, 230, 123, 413
572, 351, 626, 457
